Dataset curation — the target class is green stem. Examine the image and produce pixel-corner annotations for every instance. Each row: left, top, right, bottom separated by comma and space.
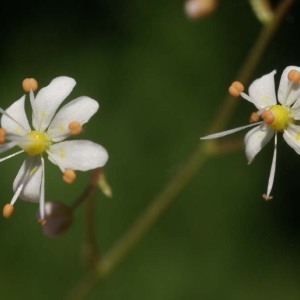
83, 196, 98, 269
70, 168, 102, 210
67, 0, 295, 298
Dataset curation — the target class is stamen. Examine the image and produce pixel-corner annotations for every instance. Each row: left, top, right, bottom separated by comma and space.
22, 78, 38, 92
261, 110, 274, 125
63, 169, 76, 184
3, 204, 14, 218
262, 194, 273, 201
249, 112, 260, 123
38, 219, 46, 226
229, 81, 244, 97
201, 122, 262, 140
288, 70, 300, 83
0, 150, 24, 163
263, 133, 278, 201
68, 121, 82, 135
0, 128, 6, 144
38, 156, 46, 224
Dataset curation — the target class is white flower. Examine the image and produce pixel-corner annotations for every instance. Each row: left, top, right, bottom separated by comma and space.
201, 66, 300, 200
0, 76, 108, 222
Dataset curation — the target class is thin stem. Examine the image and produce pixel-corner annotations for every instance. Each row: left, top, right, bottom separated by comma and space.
67, 0, 294, 299
71, 169, 102, 269
83, 196, 99, 269
67, 142, 211, 300
70, 168, 102, 210
249, 0, 274, 24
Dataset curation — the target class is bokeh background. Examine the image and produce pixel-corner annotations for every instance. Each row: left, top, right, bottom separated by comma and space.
0, 0, 300, 299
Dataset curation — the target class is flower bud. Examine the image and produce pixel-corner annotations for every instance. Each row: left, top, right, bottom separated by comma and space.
37, 201, 73, 238
98, 173, 113, 198
184, 0, 218, 20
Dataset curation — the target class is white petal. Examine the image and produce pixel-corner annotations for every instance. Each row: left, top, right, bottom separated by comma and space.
31, 76, 76, 132
291, 107, 300, 120
244, 124, 274, 164
47, 96, 99, 142
200, 122, 262, 140
283, 124, 300, 155
246, 70, 277, 109
13, 156, 43, 202
47, 140, 108, 171
278, 66, 300, 106
0, 142, 18, 154
1, 95, 31, 135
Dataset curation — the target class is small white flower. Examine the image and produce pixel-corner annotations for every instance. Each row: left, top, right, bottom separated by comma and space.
201, 66, 300, 200
0, 76, 108, 222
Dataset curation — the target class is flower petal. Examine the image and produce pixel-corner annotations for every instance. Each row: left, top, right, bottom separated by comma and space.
1, 95, 31, 135
31, 76, 76, 132
278, 66, 300, 106
0, 142, 18, 154
47, 140, 108, 171
290, 106, 300, 120
47, 96, 99, 142
244, 70, 277, 109
13, 156, 43, 202
244, 124, 274, 164
283, 124, 300, 155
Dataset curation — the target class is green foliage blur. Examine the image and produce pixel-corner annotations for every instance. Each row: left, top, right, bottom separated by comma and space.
1, 0, 300, 299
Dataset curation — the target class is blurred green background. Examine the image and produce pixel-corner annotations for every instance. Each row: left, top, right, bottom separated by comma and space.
1, 0, 300, 299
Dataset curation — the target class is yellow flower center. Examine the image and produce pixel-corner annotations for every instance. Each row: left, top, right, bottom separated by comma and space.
20, 130, 51, 156
262, 105, 291, 131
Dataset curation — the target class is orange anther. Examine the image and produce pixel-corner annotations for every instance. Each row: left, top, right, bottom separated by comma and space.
63, 169, 76, 184
0, 128, 6, 144
261, 110, 274, 125
3, 204, 14, 218
0, 128, 6, 136
22, 78, 38, 92
288, 70, 300, 83
38, 219, 46, 226
228, 81, 244, 97
249, 112, 260, 123
68, 121, 82, 135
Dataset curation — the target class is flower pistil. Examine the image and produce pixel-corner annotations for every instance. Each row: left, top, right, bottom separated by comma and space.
261, 105, 291, 131
20, 131, 51, 156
